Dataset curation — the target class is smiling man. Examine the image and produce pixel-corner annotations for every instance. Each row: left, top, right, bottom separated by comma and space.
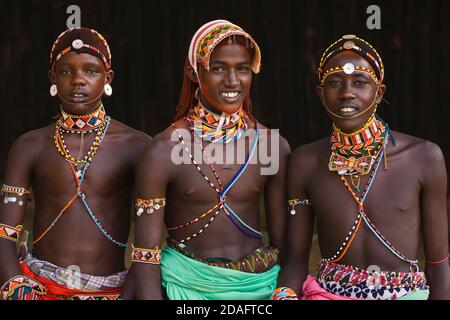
124, 20, 290, 300
276, 35, 449, 300
0, 28, 150, 300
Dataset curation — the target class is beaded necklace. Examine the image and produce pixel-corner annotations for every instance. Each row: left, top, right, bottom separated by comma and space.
185, 103, 249, 144
168, 118, 261, 243
329, 114, 387, 190
60, 104, 106, 131
34, 110, 127, 248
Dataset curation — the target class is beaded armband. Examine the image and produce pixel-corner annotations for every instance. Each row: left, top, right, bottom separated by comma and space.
271, 287, 298, 300
1, 184, 30, 206
1, 274, 47, 300
288, 198, 312, 215
425, 254, 449, 265
135, 198, 166, 216
131, 244, 161, 265
0, 223, 23, 243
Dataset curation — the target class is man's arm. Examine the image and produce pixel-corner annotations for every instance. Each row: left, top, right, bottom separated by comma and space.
264, 133, 291, 261
419, 142, 450, 300
276, 145, 316, 297
121, 136, 175, 300
0, 133, 36, 297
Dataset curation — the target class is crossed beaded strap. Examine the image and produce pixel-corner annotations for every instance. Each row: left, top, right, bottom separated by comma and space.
321, 137, 385, 264
325, 131, 419, 271
186, 120, 262, 238
34, 117, 127, 248
168, 122, 262, 242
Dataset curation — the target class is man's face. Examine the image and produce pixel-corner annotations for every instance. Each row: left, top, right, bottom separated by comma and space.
50, 52, 112, 114
317, 50, 385, 132
197, 41, 252, 114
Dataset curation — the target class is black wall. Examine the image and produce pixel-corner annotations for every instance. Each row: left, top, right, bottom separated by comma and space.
1, 0, 449, 192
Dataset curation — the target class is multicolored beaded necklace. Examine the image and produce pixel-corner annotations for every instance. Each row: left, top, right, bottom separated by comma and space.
329, 114, 387, 190
324, 118, 419, 272
168, 117, 261, 243
34, 106, 127, 248
185, 102, 249, 144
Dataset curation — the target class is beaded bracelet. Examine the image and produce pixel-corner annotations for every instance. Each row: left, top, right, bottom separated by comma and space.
288, 198, 312, 215
131, 244, 161, 264
271, 287, 298, 300
1, 274, 47, 300
135, 198, 166, 216
0, 223, 23, 243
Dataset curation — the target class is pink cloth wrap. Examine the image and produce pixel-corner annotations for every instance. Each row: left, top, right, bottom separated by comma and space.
301, 275, 357, 300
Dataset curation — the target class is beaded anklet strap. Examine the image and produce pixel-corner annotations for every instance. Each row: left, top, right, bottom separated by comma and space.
131, 244, 161, 265
0, 223, 23, 243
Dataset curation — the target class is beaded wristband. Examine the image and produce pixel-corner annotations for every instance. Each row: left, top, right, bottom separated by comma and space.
271, 287, 298, 300
135, 198, 166, 216
131, 244, 161, 264
288, 198, 312, 215
0, 223, 23, 242
1, 274, 47, 300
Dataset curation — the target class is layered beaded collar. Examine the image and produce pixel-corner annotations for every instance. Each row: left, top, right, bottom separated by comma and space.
185, 102, 249, 144
60, 103, 107, 132
329, 114, 387, 177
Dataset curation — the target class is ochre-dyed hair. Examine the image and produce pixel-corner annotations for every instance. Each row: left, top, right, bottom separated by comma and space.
174, 36, 255, 121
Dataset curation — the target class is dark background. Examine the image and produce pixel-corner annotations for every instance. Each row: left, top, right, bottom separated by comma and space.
1, 0, 449, 194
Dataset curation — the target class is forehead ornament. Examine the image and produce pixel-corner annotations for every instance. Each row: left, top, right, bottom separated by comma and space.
343, 63, 355, 74
72, 39, 84, 49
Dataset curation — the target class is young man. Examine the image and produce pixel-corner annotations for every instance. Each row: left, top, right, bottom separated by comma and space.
124, 20, 290, 300
0, 27, 151, 300
276, 35, 449, 300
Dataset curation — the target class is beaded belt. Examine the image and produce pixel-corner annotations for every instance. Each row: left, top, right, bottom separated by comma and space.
167, 238, 279, 274
316, 260, 428, 300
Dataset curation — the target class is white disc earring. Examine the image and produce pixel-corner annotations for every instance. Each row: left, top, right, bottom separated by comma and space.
104, 84, 113, 96
50, 84, 58, 97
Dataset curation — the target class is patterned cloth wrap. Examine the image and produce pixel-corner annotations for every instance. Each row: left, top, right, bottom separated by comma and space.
316, 260, 429, 300
19, 253, 127, 300
167, 237, 279, 273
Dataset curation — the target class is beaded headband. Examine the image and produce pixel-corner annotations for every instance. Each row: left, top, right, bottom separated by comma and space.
318, 35, 384, 84
188, 19, 261, 75
320, 63, 381, 86
50, 27, 112, 71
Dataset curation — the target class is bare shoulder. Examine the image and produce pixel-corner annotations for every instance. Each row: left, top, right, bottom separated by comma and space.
9, 125, 53, 157
108, 118, 152, 150
391, 130, 445, 164
256, 121, 291, 155
290, 137, 329, 168
140, 120, 184, 165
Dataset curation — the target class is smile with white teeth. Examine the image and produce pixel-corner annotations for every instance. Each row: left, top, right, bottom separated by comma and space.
221, 92, 239, 98
72, 93, 85, 97
340, 107, 356, 112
